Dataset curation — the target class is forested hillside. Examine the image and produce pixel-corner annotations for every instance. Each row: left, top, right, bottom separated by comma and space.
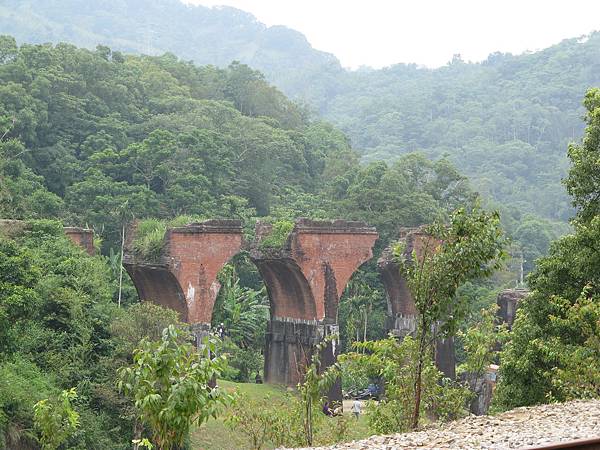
0, 36, 474, 252
1, 3, 599, 448
2, 0, 597, 264
0, 0, 344, 105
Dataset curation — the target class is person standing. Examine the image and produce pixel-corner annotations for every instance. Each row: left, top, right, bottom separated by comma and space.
351, 399, 361, 419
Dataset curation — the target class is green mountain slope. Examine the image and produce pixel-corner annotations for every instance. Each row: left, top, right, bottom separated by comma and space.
0, 0, 344, 105
0, 37, 478, 258
1, 0, 595, 234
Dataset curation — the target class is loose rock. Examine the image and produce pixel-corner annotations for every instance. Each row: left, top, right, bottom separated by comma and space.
291, 399, 600, 449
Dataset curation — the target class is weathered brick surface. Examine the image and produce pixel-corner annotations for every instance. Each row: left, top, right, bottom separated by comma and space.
379, 227, 456, 379
0, 220, 95, 255
124, 220, 243, 329
64, 227, 95, 255
252, 219, 378, 393
254, 219, 378, 322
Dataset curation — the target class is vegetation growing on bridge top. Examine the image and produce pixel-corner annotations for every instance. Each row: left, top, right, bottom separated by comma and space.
131, 216, 205, 262
258, 220, 294, 251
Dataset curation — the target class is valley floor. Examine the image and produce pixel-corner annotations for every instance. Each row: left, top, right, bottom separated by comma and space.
191, 380, 371, 449
297, 399, 600, 449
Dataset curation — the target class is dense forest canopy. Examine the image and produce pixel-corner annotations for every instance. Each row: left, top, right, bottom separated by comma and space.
2, 0, 598, 274
0, 36, 475, 256
0, 36, 498, 448
2, 0, 600, 233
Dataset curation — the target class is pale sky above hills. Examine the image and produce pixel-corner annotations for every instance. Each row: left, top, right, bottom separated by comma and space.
184, 0, 600, 69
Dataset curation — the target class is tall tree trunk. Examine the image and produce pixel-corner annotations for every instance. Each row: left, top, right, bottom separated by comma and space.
118, 224, 125, 308
412, 320, 428, 429
363, 307, 368, 342
412, 354, 424, 429
306, 397, 313, 446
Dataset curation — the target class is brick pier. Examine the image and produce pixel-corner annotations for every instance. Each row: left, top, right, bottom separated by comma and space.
123, 220, 244, 344
251, 219, 378, 399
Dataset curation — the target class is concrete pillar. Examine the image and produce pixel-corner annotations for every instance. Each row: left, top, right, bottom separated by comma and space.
379, 227, 456, 379
251, 219, 378, 400
124, 220, 243, 345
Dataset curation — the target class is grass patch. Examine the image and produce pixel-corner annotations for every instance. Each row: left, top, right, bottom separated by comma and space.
191, 381, 371, 450
131, 215, 205, 262
191, 380, 290, 450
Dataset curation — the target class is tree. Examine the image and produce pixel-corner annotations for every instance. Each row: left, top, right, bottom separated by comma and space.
33, 388, 80, 450
565, 88, 600, 223
496, 89, 600, 408
298, 334, 340, 446
212, 264, 269, 350
338, 274, 385, 350
496, 217, 600, 407
118, 325, 231, 450
457, 305, 508, 413
457, 305, 508, 379
392, 206, 505, 428
341, 336, 470, 434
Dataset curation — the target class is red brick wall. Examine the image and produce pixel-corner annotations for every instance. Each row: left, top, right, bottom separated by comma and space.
167, 230, 243, 324
292, 231, 378, 320
64, 227, 95, 255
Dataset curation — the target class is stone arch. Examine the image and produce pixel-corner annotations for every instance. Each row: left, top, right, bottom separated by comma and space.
124, 218, 379, 395
251, 219, 378, 395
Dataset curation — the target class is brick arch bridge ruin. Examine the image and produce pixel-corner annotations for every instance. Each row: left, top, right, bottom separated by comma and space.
123, 218, 378, 401
122, 219, 460, 397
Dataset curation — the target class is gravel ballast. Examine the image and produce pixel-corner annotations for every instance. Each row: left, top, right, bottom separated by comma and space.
294, 399, 600, 449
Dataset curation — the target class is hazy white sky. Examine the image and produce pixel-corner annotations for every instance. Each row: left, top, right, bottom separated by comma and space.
184, 0, 600, 69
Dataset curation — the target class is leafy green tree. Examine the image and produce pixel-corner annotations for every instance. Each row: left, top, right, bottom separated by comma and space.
565, 88, 600, 223
496, 89, 600, 408
341, 336, 470, 434
212, 264, 269, 350
338, 274, 385, 351
0, 358, 55, 449
118, 325, 231, 450
496, 217, 600, 407
392, 207, 505, 428
549, 284, 600, 399
298, 334, 340, 446
331, 154, 476, 244
33, 388, 80, 450
457, 305, 508, 379
110, 302, 184, 359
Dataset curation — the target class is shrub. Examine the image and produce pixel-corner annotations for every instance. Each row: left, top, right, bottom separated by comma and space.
131, 216, 205, 262
259, 220, 293, 251
341, 336, 471, 434
118, 325, 231, 449
33, 388, 80, 450
0, 357, 56, 449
